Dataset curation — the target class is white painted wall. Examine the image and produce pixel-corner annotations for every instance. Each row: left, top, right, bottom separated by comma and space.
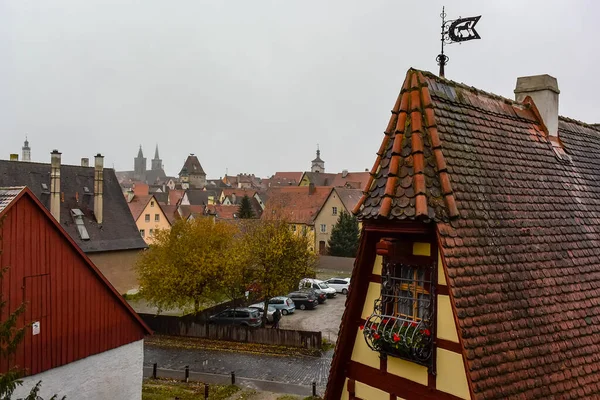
12, 339, 144, 400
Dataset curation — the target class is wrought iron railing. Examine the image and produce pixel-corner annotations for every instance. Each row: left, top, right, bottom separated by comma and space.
363, 262, 435, 371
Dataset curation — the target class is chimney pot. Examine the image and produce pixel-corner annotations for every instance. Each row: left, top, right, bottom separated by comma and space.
50, 150, 62, 221
94, 154, 104, 224
342, 169, 348, 178
81, 157, 89, 167
515, 74, 560, 138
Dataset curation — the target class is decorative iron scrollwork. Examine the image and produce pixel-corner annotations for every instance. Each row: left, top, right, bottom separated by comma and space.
363, 261, 436, 372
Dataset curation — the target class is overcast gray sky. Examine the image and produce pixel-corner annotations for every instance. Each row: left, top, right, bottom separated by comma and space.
1, 0, 598, 178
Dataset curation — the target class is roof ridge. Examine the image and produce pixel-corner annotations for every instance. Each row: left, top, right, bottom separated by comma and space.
559, 115, 600, 131
415, 68, 524, 107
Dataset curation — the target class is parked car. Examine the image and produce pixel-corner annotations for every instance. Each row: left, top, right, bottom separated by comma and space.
299, 278, 337, 298
298, 287, 327, 304
324, 277, 351, 295
249, 302, 277, 323
208, 308, 261, 327
267, 296, 296, 315
287, 291, 319, 310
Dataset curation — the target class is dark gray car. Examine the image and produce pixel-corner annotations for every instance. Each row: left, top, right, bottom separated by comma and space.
208, 308, 261, 327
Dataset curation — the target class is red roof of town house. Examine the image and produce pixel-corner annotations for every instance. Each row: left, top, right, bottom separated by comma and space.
0, 187, 151, 377
330, 171, 371, 189
127, 194, 154, 220
205, 204, 240, 220
263, 186, 332, 225
168, 189, 185, 206
220, 188, 258, 203
328, 68, 600, 399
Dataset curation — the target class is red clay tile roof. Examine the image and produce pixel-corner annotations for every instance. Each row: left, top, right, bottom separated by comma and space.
263, 186, 332, 225
300, 172, 336, 186
177, 205, 205, 220
205, 204, 240, 220
220, 188, 257, 203
169, 189, 185, 206
333, 188, 363, 213
127, 194, 154, 221
160, 204, 179, 225
353, 67, 600, 399
330, 171, 371, 189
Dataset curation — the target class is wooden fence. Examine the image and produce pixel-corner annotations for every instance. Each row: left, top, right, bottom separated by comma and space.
139, 313, 322, 350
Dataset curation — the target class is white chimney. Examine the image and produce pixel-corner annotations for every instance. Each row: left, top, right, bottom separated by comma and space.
514, 75, 559, 138
342, 169, 348, 178
94, 154, 104, 224
81, 158, 89, 167
50, 150, 61, 221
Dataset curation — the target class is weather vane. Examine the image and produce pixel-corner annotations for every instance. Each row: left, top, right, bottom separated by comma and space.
436, 7, 482, 77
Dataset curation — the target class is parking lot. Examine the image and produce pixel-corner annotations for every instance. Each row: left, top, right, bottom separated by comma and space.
278, 290, 347, 344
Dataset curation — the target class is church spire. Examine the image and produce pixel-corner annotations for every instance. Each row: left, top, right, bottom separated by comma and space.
311, 145, 325, 173
22, 136, 31, 161
151, 143, 163, 171
154, 144, 160, 160
137, 145, 144, 158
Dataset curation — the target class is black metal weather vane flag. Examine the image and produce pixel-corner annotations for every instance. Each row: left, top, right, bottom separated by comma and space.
437, 7, 481, 77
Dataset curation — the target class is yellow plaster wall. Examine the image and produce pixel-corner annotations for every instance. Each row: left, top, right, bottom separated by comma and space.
373, 254, 382, 275
313, 192, 346, 253
299, 174, 311, 186
438, 250, 447, 285
412, 242, 431, 256
135, 199, 172, 244
387, 356, 428, 385
355, 381, 389, 400
361, 282, 381, 320
340, 378, 349, 400
350, 329, 381, 369
437, 348, 471, 399
437, 295, 459, 343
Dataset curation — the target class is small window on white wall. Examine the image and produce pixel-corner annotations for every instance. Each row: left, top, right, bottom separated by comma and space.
320, 224, 327, 233
332, 207, 338, 215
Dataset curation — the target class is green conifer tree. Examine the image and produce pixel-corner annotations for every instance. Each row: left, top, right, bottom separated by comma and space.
237, 195, 256, 219
327, 211, 360, 257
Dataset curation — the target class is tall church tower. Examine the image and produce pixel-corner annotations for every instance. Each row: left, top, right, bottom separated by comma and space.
151, 144, 163, 171
311, 146, 325, 173
22, 137, 31, 161
134, 145, 147, 181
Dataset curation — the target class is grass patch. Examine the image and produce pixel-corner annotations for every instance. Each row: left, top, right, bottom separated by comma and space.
321, 338, 335, 352
315, 269, 351, 281
146, 334, 322, 357
142, 378, 238, 400
276, 396, 301, 400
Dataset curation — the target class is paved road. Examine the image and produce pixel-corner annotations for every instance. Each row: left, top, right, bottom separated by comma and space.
144, 344, 333, 389
278, 292, 346, 344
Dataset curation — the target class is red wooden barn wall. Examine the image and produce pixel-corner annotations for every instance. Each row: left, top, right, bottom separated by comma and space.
0, 193, 146, 376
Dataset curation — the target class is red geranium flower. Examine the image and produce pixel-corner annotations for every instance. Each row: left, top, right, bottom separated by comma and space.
393, 333, 400, 342
403, 321, 409, 327
359, 325, 364, 330
382, 319, 389, 324
424, 329, 431, 336
373, 333, 380, 340
372, 324, 378, 330
411, 321, 418, 328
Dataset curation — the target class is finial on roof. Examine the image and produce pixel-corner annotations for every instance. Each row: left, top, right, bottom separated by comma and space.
154, 143, 159, 160
436, 7, 482, 78
137, 145, 144, 158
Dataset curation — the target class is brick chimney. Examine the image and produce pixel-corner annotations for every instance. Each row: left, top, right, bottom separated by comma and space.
50, 150, 61, 221
514, 75, 560, 138
309, 182, 316, 195
94, 154, 104, 224
81, 158, 89, 167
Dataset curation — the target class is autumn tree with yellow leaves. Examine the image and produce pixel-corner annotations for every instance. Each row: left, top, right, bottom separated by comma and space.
241, 219, 317, 323
136, 218, 240, 315
136, 217, 316, 323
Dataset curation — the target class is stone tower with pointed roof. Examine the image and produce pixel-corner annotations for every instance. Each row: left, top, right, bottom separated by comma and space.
134, 145, 147, 181
311, 147, 325, 173
179, 154, 206, 188
151, 144, 162, 171
22, 137, 31, 161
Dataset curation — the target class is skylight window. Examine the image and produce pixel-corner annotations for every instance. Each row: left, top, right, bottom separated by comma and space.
41, 183, 49, 193
83, 186, 90, 194
70, 209, 90, 240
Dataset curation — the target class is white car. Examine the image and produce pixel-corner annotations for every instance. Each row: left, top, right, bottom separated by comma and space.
324, 277, 350, 295
299, 278, 337, 298
249, 302, 277, 322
